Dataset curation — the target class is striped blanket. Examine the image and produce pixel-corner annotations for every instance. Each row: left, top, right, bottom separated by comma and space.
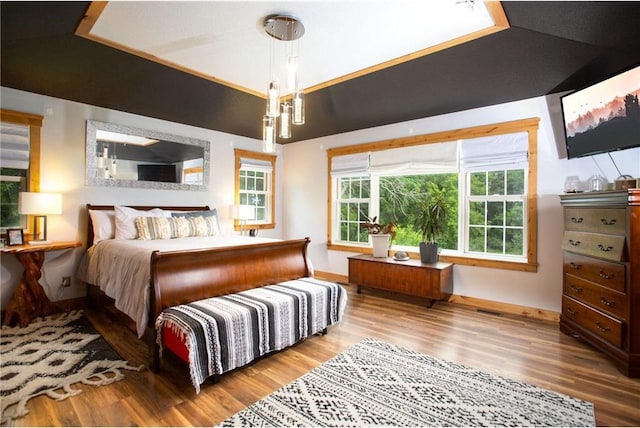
155, 277, 347, 392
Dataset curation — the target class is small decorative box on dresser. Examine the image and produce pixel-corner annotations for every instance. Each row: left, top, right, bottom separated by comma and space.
559, 189, 639, 377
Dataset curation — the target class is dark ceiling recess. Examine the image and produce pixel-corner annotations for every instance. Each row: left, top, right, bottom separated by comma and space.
2, 1, 640, 144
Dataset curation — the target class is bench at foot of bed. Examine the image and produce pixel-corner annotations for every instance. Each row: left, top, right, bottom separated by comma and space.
154, 277, 347, 392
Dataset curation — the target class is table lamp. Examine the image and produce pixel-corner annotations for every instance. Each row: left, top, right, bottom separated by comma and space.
237, 204, 255, 236
18, 192, 62, 244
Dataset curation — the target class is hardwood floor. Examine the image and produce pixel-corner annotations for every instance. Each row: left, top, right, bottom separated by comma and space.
18, 284, 640, 427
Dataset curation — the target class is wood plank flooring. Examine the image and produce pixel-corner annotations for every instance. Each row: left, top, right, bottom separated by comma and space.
16, 284, 640, 426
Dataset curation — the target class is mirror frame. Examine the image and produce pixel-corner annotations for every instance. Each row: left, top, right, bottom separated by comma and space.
85, 120, 210, 191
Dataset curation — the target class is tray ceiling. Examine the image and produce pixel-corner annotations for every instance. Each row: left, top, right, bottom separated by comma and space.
2, 2, 640, 144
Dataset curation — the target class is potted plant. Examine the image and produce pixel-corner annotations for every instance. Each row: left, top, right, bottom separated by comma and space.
363, 216, 397, 257
415, 195, 448, 264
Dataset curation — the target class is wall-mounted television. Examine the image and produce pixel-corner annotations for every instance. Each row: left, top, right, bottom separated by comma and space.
561, 65, 640, 159
137, 164, 177, 183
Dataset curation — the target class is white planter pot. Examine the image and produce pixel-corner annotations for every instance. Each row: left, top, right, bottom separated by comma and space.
370, 234, 390, 257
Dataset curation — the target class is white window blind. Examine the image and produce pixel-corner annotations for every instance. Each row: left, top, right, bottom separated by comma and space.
460, 132, 528, 171
240, 157, 273, 173
369, 141, 458, 175
330, 152, 370, 177
0, 122, 30, 170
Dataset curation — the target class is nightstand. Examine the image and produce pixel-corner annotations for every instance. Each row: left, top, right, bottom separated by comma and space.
2, 240, 81, 327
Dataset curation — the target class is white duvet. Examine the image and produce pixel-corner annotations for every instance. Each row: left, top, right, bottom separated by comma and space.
76, 235, 279, 338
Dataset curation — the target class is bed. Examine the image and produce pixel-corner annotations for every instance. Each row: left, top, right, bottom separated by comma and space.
77, 204, 346, 381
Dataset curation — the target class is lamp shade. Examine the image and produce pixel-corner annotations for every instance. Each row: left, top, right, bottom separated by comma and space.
18, 192, 62, 215
238, 204, 255, 221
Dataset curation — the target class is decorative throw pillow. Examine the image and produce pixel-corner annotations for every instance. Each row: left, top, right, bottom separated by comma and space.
115, 206, 170, 240
171, 216, 192, 238
187, 215, 219, 237
172, 209, 221, 235
88, 209, 115, 243
135, 216, 173, 240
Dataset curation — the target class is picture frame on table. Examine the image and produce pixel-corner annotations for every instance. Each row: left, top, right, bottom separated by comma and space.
7, 228, 24, 246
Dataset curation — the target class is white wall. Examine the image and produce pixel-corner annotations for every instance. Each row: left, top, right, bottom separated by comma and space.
281, 94, 640, 313
3, 86, 638, 314
1, 87, 283, 309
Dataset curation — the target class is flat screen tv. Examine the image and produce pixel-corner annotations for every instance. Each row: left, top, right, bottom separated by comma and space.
561, 65, 640, 159
137, 164, 177, 183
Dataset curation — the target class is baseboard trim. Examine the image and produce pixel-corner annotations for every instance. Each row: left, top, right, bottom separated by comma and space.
314, 270, 560, 323
448, 295, 559, 323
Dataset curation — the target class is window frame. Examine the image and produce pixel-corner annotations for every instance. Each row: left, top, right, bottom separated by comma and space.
462, 167, 528, 259
1, 109, 43, 237
234, 148, 276, 231
327, 117, 539, 272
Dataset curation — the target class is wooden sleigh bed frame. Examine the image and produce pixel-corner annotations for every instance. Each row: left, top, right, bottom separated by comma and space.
83, 205, 314, 371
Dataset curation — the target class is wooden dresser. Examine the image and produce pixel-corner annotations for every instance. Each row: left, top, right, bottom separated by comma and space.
559, 189, 639, 377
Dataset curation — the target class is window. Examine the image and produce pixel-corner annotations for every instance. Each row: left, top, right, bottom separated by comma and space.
466, 169, 526, 256
328, 118, 539, 272
1, 109, 43, 234
234, 149, 275, 230
336, 176, 370, 243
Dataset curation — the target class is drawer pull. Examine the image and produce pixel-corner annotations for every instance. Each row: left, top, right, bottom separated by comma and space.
571, 217, 584, 223
566, 307, 578, 316
569, 239, 581, 246
570, 286, 583, 293
597, 244, 613, 252
599, 270, 614, 280
569, 262, 582, 269
600, 218, 616, 226
595, 322, 611, 333
600, 297, 616, 307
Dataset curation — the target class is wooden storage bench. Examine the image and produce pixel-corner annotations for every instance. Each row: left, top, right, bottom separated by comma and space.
348, 254, 453, 307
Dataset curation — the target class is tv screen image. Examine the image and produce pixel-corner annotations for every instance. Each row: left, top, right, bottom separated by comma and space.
137, 164, 178, 183
561, 65, 640, 159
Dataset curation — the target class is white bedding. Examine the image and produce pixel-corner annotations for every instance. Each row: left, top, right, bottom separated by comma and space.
76, 235, 279, 338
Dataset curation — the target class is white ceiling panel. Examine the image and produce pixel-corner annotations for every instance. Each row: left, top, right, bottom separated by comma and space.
87, 1, 495, 96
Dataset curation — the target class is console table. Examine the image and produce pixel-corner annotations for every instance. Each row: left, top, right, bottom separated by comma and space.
348, 254, 453, 307
2, 240, 81, 327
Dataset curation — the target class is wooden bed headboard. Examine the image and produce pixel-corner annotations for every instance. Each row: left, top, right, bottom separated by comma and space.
85, 204, 210, 247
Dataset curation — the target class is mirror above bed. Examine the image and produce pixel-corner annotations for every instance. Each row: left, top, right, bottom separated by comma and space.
85, 120, 210, 191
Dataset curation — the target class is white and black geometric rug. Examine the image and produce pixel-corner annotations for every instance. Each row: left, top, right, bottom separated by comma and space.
0, 310, 142, 425
218, 337, 595, 427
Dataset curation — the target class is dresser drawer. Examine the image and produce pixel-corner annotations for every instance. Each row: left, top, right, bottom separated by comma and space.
562, 230, 626, 262
563, 252, 625, 292
564, 207, 626, 235
564, 275, 628, 320
562, 296, 623, 348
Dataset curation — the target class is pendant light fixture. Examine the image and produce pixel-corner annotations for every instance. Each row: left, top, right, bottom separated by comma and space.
262, 14, 306, 152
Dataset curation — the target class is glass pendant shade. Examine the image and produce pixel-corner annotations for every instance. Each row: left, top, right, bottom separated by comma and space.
293, 90, 305, 125
262, 115, 276, 153
267, 79, 280, 117
279, 103, 292, 139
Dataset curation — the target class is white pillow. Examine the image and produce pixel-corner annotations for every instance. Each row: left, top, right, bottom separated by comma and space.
114, 206, 169, 240
89, 209, 115, 243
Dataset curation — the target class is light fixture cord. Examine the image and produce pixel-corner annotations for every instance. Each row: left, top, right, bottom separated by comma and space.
269, 34, 275, 80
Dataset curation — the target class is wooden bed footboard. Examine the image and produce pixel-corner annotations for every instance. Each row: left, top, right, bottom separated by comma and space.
150, 237, 312, 370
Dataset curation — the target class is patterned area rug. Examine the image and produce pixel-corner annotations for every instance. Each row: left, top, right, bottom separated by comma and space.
0, 310, 142, 424
218, 338, 595, 427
